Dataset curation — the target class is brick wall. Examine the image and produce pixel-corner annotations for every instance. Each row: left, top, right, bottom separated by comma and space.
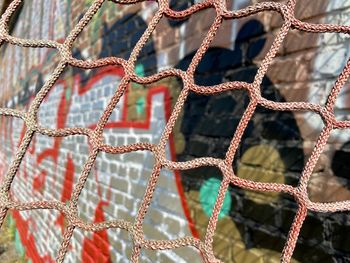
1, 0, 350, 262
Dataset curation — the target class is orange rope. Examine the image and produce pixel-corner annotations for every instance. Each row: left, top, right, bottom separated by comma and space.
1, 0, 350, 262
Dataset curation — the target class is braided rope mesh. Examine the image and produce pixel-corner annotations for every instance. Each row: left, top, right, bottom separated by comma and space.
0, 0, 350, 262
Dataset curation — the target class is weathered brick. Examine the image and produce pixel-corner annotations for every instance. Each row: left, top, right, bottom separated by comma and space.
242, 198, 277, 226
330, 223, 350, 253
110, 176, 129, 192
143, 224, 168, 240
281, 209, 324, 242
2, 1, 350, 263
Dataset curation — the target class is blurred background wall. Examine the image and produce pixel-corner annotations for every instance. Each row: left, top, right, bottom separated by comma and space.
1, 0, 350, 262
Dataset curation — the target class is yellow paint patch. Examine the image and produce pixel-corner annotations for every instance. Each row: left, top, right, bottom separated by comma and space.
238, 145, 285, 204
185, 191, 299, 263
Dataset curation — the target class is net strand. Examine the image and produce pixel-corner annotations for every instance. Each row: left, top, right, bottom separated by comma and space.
0, 0, 350, 262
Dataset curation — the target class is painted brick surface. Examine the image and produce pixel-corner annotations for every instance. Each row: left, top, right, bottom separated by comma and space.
1, 0, 350, 262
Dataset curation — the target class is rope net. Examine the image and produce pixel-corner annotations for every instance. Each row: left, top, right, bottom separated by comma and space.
0, 0, 350, 262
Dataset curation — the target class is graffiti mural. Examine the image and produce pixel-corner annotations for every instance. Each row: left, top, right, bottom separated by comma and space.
1, 0, 350, 262
0, 4, 196, 262
174, 19, 306, 263
303, 0, 350, 203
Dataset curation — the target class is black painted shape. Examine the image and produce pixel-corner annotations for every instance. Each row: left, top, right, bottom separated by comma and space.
100, 14, 157, 75
175, 19, 305, 258
206, 96, 238, 116
176, 19, 303, 160
331, 222, 350, 253
70, 13, 157, 88
168, 0, 195, 27
181, 166, 223, 191
235, 19, 265, 44
179, 93, 210, 136
19, 82, 32, 106
197, 48, 243, 75
262, 119, 301, 141
225, 66, 257, 83
247, 38, 266, 61
177, 47, 243, 86
35, 74, 44, 95
17, 72, 44, 106
278, 147, 304, 173
332, 141, 350, 181
196, 116, 242, 137
176, 20, 270, 86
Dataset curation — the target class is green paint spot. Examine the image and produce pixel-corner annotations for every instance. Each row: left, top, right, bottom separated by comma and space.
135, 63, 145, 77
132, 83, 144, 90
8, 214, 15, 228
199, 178, 231, 219
15, 229, 26, 257
136, 97, 146, 115
84, 0, 94, 6
65, 87, 71, 101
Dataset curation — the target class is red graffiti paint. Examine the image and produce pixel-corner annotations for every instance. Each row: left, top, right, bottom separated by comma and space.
33, 170, 46, 192
12, 210, 55, 263
7, 65, 199, 262
55, 154, 75, 233
81, 200, 112, 263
